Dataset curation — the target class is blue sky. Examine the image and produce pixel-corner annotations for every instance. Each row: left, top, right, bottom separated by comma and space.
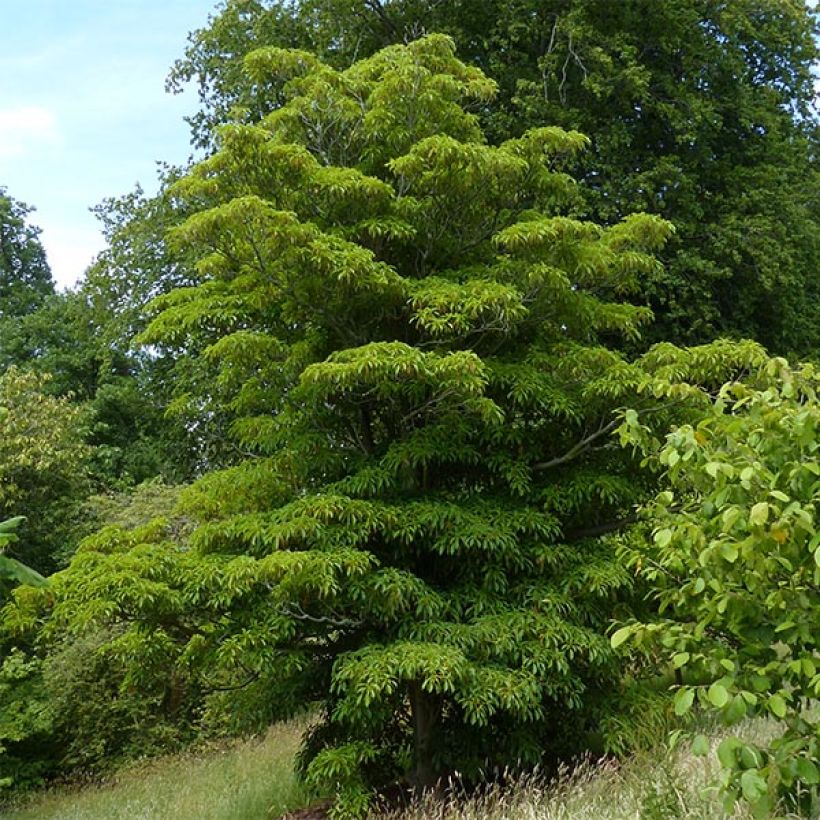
0, 1, 217, 288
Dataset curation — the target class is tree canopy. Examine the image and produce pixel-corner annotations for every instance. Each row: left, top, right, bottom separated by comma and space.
0, 189, 53, 323
0, 4, 817, 816
169, 0, 820, 355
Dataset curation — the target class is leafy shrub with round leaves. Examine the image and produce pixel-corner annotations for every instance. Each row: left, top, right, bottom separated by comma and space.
614, 359, 819, 816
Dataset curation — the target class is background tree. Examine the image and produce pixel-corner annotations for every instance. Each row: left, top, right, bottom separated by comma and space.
168, 0, 820, 356
2, 37, 776, 815
0, 182, 200, 488
0, 369, 91, 573
0, 189, 53, 324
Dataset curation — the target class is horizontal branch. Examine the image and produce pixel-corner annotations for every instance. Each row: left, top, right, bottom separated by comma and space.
279, 604, 363, 629
565, 514, 638, 541
533, 399, 685, 472
532, 417, 620, 471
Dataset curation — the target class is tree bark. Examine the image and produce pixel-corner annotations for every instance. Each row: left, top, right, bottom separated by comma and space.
409, 681, 439, 791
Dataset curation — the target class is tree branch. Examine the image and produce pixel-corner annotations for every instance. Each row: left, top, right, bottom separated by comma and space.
532, 416, 620, 471
565, 514, 638, 541
280, 604, 363, 629
533, 400, 685, 472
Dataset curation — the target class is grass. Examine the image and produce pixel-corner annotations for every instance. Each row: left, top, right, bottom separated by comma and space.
390, 719, 804, 820
1, 719, 309, 820
3, 718, 811, 819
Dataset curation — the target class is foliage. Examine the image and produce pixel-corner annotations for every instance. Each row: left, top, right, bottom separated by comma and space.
0, 483, 195, 791
169, 0, 819, 356
0, 518, 45, 603
613, 359, 819, 815
0, 190, 53, 323
0, 36, 788, 815
0, 627, 198, 793
0, 182, 200, 490
80, 480, 190, 541
0, 369, 91, 573
82, 183, 219, 481
0, 285, 197, 489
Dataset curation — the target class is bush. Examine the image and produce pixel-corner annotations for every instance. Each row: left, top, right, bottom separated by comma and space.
615, 358, 819, 815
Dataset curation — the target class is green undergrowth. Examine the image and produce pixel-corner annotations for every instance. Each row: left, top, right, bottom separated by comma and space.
1, 719, 308, 820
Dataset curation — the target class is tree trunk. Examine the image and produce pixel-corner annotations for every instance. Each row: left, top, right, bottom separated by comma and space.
409, 681, 439, 791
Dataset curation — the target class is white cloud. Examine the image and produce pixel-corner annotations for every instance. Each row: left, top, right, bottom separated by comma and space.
39, 224, 106, 290
0, 106, 61, 160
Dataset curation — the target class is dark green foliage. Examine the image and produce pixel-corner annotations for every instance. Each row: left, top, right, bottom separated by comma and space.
0, 629, 197, 792
0, 190, 53, 323
0, 518, 46, 603
1, 290, 195, 493
170, 0, 820, 356
0, 491, 196, 791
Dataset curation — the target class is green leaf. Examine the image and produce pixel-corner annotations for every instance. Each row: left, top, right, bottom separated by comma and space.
767, 694, 787, 718
674, 688, 695, 716
740, 770, 767, 802
672, 652, 690, 669
707, 682, 729, 708
692, 734, 710, 756
717, 738, 739, 769
610, 626, 633, 649
749, 502, 769, 526
719, 542, 738, 562
0, 516, 25, 534
724, 694, 747, 724
794, 758, 819, 785
654, 528, 672, 548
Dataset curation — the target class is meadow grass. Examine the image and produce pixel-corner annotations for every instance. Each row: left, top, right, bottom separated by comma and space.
4, 717, 812, 819
2, 719, 309, 820
390, 719, 806, 820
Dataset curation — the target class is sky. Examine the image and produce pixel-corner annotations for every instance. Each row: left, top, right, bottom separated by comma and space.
0, 0, 218, 288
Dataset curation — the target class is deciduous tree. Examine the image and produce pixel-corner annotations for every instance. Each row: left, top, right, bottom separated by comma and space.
169, 0, 820, 355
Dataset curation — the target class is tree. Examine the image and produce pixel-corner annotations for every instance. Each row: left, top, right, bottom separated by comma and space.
0, 488, 195, 793
169, 0, 820, 356
613, 359, 819, 816
0, 37, 779, 814
0, 190, 53, 323
1, 202, 200, 487
0, 369, 91, 573
82, 180, 218, 480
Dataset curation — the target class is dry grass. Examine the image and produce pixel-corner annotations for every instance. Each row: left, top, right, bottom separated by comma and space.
2, 719, 309, 820
388, 720, 799, 820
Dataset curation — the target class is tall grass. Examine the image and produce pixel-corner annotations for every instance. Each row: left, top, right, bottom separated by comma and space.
389, 719, 800, 820
4, 718, 808, 819
2, 719, 308, 820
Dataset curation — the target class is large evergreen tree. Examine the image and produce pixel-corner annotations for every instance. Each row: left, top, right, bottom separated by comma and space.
168, 0, 820, 355
3, 38, 773, 813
